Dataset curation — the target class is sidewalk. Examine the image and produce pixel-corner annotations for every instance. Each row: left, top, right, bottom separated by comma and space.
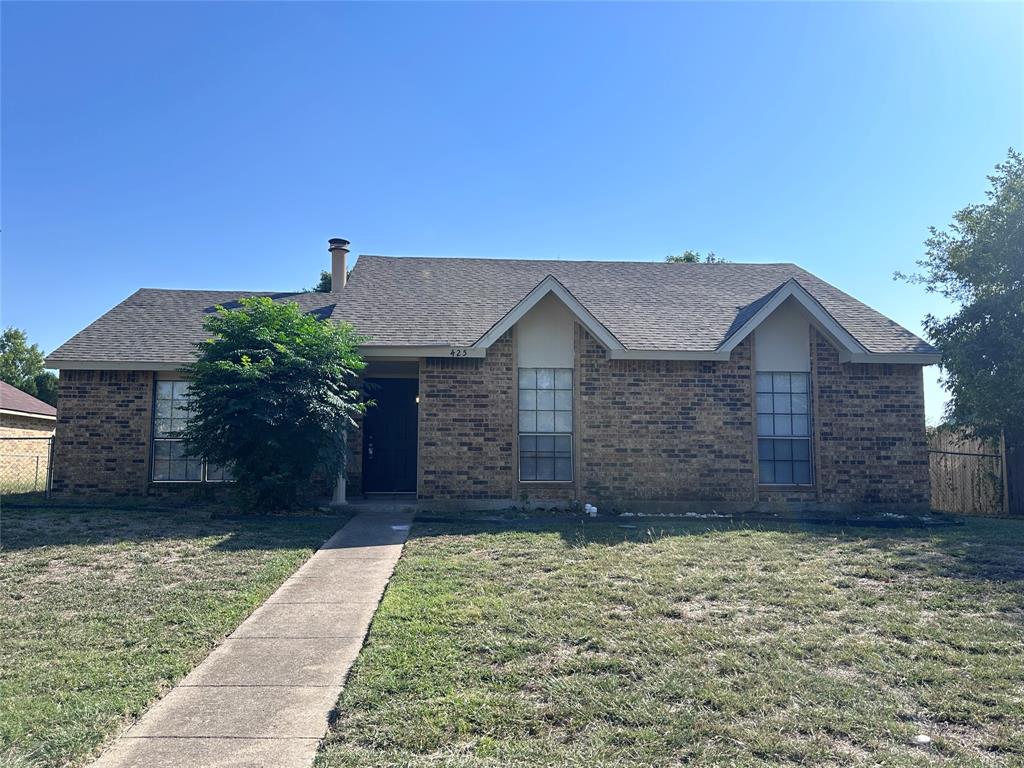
92, 509, 413, 768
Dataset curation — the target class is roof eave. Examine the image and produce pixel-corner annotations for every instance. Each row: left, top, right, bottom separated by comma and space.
0, 407, 57, 420
840, 351, 942, 365
472, 274, 625, 352
44, 359, 187, 371
608, 349, 731, 361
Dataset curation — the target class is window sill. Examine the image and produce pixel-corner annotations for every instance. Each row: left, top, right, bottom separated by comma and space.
758, 484, 815, 491
150, 480, 235, 484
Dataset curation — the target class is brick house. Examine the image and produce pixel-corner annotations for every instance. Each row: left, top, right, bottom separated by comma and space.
1, 381, 56, 492
45, 240, 939, 512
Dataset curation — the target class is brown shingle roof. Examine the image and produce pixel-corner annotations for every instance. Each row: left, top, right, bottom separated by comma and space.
0, 381, 57, 417
45, 256, 935, 366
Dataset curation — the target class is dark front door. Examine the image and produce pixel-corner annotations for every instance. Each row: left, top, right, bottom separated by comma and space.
362, 378, 418, 493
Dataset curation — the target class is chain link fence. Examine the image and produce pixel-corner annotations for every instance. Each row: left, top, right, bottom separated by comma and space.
0, 436, 54, 496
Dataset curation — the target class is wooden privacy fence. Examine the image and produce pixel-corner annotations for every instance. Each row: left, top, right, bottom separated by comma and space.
928, 430, 1006, 516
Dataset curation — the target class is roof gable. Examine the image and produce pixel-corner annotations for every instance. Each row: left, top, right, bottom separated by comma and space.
473, 275, 623, 352
718, 278, 867, 356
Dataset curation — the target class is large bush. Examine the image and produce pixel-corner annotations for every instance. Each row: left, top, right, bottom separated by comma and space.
182, 297, 366, 508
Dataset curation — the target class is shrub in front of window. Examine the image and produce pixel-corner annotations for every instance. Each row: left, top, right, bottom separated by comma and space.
152, 380, 231, 482
181, 297, 366, 509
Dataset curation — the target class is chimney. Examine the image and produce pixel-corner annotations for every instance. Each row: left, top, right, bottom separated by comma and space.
328, 238, 350, 290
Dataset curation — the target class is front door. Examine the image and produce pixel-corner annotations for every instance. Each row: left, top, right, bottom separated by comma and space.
362, 378, 418, 493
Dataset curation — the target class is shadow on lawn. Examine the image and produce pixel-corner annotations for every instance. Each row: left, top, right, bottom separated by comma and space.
0, 504, 347, 553
407, 513, 1024, 586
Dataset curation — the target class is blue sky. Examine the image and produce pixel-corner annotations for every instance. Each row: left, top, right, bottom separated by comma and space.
3, 2, 1021, 422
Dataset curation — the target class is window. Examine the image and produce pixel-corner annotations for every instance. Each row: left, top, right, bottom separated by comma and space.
519, 367, 572, 481
756, 372, 812, 485
151, 381, 229, 482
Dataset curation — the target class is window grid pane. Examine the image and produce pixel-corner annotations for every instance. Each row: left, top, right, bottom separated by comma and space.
756, 371, 813, 486
152, 381, 230, 483
519, 367, 573, 481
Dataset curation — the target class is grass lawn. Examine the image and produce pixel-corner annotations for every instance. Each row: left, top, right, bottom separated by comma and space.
0, 502, 343, 768
318, 514, 1024, 768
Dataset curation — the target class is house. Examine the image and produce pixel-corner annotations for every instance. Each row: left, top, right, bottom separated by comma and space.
45, 239, 939, 511
1, 380, 57, 492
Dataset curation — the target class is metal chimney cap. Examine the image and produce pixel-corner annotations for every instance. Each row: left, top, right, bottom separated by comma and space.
328, 238, 350, 250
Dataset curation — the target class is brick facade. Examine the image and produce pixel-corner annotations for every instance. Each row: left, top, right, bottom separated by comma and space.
812, 330, 930, 507
417, 331, 515, 500
52, 369, 154, 495
576, 328, 756, 503
50, 326, 930, 511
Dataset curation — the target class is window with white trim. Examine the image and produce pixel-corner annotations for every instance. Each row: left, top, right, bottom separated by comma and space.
756, 372, 812, 485
151, 381, 229, 482
518, 367, 572, 481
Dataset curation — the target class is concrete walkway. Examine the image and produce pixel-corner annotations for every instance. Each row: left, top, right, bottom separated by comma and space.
92, 509, 413, 768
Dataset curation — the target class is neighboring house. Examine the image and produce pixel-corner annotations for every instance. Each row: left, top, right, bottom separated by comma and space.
1, 380, 57, 436
45, 239, 939, 511
0, 380, 57, 492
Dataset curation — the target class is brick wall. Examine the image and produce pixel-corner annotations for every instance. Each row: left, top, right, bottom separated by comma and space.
577, 328, 756, 503
813, 330, 930, 507
46, 326, 930, 510
417, 332, 515, 499
0, 413, 55, 493
51, 370, 153, 496
0, 413, 54, 439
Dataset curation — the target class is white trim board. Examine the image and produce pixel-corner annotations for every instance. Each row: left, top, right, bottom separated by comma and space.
719, 279, 867, 356
473, 275, 624, 352
0, 408, 57, 421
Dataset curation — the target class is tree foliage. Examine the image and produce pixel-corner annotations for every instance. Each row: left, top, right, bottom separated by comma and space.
181, 297, 366, 508
897, 148, 1024, 444
312, 270, 332, 292
0, 327, 59, 405
665, 250, 728, 264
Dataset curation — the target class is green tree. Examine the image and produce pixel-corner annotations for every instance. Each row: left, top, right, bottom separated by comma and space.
666, 250, 728, 263
0, 327, 59, 405
181, 297, 367, 509
897, 148, 1024, 497
312, 270, 332, 292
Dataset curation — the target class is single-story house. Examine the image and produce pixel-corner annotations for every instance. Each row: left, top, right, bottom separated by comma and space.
45, 239, 939, 512
1, 380, 57, 492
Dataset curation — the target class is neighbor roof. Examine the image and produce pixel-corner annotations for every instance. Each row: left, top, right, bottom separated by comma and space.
0, 380, 57, 418
46, 256, 936, 368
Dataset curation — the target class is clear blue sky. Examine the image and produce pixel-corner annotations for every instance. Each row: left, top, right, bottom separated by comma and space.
3, 2, 1021, 423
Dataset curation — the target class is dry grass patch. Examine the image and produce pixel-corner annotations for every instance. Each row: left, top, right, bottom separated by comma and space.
317, 516, 1024, 768
0, 503, 343, 767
